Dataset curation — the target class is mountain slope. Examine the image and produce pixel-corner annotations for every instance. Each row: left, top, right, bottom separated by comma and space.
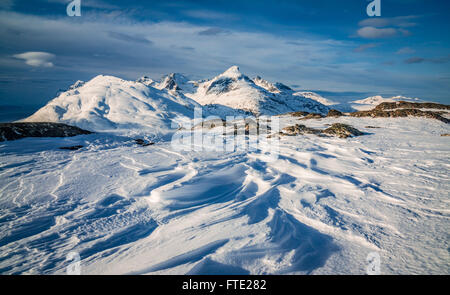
185, 66, 329, 116
22, 75, 200, 135
293, 91, 337, 106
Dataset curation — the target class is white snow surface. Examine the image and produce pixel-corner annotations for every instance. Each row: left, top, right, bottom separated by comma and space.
0, 116, 449, 275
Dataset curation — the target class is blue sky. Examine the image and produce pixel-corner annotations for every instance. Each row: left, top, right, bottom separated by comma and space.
0, 0, 449, 109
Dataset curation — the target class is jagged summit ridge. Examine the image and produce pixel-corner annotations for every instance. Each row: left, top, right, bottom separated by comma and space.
185, 66, 329, 115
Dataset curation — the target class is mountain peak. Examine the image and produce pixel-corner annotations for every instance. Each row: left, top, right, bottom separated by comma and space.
156, 72, 196, 93
220, 65, 242, 78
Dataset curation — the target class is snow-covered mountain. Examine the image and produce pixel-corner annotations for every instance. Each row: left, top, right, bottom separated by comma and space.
185, 66, 329, 116
23, 75, 200, 135
351, 95, 421, 111
22, 66, 331, 133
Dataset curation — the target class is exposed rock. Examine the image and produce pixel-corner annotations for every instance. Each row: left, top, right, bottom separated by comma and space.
322, 123, 364, 138
191, 119, 227, 130
375, 101, 450, 111
349, 108, 449, 124
299, 113, 324, 120
135, 139, 154, 147
283, 111, 310, 117
281, 124, 322, 136
232, 118, 272, 136
192, 118, 271, 135
280, 123, 364, 138
327, 109, 344, 117
441, 134, 450, 137
365, 126, 381, 129
0, 122, 92, 142
59, 145, 83, 151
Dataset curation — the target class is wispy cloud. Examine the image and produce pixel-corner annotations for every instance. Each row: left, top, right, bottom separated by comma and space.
107, 31, 153, 45
359, 16, 419, 28
183, 9, 239, 21
396, 47, 415, 55
198, 27, 226, 36
404, 55, 450, 64
404, 57, 425, 64
13, 51, 55, 67
353, 43, 378, 52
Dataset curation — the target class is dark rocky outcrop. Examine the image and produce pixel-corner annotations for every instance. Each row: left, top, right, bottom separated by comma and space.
135, 139, 155, 147
59, 145, 84, 150
192, 118, 271, 135
0, 122, 92, 142
322, 123, 364, 138
282, 124, 322, 136
280, 123, 364, 139
284, 111, 310, 117
374, 101, 450, 111
349, 108, 449, 124
299, 113, 324, 120
327, 109, 344, 117
192, 119, 227, 130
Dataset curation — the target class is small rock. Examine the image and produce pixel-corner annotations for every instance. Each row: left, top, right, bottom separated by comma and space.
135, 139, 154, 146
59, 145, 83, 151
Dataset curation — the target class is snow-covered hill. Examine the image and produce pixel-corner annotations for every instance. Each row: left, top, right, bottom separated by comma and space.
22, 75, 201, 136
351, 95, 421, 111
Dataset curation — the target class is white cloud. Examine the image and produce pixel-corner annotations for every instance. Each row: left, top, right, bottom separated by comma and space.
357, 27, 398, 39
356, 15, 416, 39
358, 16, 419, 28
13, 52, 55, 67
